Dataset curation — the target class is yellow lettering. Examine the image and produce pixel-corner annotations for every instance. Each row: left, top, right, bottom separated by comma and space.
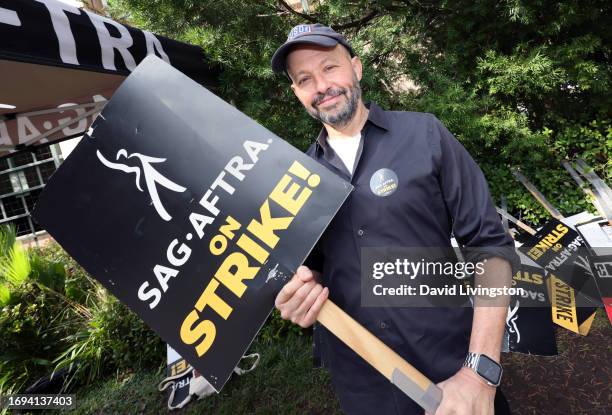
555, 223, 569, 234
180, 310, 217, 357
269, 174, 312, 216
214, 252, 260, 298
195, 279, 233, 319
237, 233, 269, 264
247, 200, 293, 249
220, 215, 241, 239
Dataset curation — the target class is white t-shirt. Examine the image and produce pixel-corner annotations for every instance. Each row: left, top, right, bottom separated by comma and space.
327, 133, 361, 174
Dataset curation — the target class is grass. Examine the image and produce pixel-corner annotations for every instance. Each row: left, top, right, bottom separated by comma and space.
49, 334, 341, 415
41, 312, 611, 415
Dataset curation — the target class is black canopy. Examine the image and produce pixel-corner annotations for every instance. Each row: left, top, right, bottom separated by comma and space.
0, 0, 219, 159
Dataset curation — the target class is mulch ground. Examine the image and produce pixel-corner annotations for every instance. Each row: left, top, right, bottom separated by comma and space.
502, 314, 611, 415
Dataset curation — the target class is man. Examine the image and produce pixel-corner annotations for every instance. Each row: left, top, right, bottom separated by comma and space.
271, 24, 517, 415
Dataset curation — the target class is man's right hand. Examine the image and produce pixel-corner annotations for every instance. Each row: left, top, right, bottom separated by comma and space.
274, 265, 329, 328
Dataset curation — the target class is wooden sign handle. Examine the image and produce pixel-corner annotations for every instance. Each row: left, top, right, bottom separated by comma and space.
495, 206, 537, 235
572, 160, 612, 225
511, 170, 564, 220
316, 300, 442, 414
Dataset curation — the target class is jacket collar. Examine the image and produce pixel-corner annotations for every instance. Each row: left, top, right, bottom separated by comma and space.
314, 102, 390, 153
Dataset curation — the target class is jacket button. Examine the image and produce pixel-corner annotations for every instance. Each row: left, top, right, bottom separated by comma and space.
380, 321, 387, 329
357, 229, 364, 236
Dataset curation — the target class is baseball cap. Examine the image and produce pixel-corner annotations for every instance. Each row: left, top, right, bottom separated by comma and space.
271, 23, 354, 74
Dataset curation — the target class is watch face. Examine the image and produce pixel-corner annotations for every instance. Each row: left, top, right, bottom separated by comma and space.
477, 355, 502, 385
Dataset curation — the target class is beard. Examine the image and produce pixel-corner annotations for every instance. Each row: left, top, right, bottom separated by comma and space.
307, 72, 362, 128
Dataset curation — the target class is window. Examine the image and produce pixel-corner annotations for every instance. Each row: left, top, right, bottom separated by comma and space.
3, 195, 25, 218
0, 173, 11, 194
11, 152, 33, 167
9, 171, 29, 192
39, 162, 56, 183
24, 189, 41, 212
14, 216, 32, 236
34, 145, 53, 161
0, 146, 60, 236
23, 166, 41, 188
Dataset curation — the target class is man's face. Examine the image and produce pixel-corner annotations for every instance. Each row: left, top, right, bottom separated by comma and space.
286, 44, 363, 128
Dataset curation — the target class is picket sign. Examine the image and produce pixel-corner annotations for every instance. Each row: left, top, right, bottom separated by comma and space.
511, 170, 599, 335
496, 202, 558, 356
561, 161, 612, 325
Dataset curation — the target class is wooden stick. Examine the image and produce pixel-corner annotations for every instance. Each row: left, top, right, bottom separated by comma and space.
500, 195, 509, 232
511, 170, 564, 220
495, 207, 537, 235
561, 160, 607, 219
575, 159, 612, 201
573, 159, 612, 225
317, 300, 442, 414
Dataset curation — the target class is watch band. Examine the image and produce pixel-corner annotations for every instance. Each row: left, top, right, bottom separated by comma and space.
463, 351, 480, 370
462, 352, 502, 387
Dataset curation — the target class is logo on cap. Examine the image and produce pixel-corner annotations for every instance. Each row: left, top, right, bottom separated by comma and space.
288, 24, 312, 40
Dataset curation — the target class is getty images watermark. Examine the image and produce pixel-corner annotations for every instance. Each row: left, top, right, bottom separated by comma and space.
361, 247, 524, 307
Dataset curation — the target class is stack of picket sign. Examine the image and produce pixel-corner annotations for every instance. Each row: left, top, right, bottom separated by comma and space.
496, 160, 612, 357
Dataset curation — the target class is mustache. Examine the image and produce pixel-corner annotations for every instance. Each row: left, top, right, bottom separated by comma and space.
311, 87, 347, 107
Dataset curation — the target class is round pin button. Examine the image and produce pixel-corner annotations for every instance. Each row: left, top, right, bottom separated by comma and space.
370, 168, 399, 197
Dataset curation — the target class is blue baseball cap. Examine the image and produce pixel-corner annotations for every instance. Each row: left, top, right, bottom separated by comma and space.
271, 23, 354, 74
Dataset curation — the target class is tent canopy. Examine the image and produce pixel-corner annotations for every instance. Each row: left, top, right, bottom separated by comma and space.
0, 0, 219, 159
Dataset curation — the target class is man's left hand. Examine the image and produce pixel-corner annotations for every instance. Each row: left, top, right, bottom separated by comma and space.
427, 367, 496, 415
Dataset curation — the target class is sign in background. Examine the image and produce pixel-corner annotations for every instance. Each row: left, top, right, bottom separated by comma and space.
33, 56, 352, 391
505, 255, 557, 356
576, 219, 612, 324
521, 219, 600, 334
0, 0, 218, 157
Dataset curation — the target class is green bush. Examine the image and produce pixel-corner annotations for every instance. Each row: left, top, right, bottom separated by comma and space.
0, 285, 83, 394
0, 225, 77, 394
54, 293, 164, 390
0, 233, 164, 394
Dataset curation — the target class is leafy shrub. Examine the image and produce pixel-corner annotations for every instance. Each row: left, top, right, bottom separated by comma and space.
54, 294, 164, 390
0, 285, 83, 394
0, 231, 164, 394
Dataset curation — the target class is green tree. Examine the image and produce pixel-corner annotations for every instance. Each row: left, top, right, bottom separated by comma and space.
109, 0, 611, 224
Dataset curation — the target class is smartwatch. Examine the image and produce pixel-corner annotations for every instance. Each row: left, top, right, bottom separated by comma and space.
462, 352, 503, 387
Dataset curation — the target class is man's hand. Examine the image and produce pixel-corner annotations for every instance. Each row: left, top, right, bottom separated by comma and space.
274, 265, 328, 328
428, 256, 510, 414
427, 367, 495, 415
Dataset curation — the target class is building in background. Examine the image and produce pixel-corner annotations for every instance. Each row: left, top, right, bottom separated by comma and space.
0, 145, 63, 243
0, 0, 105, 244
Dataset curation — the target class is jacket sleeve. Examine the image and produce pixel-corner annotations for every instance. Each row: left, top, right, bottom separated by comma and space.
432, 115, 519, 273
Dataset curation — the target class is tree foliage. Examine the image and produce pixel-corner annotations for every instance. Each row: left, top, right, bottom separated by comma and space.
109, 0, 611, 224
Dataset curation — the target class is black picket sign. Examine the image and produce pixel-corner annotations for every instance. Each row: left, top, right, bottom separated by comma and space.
506, 257, 557, 356
521, 218, 602, 307
33, 56, 352, 391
